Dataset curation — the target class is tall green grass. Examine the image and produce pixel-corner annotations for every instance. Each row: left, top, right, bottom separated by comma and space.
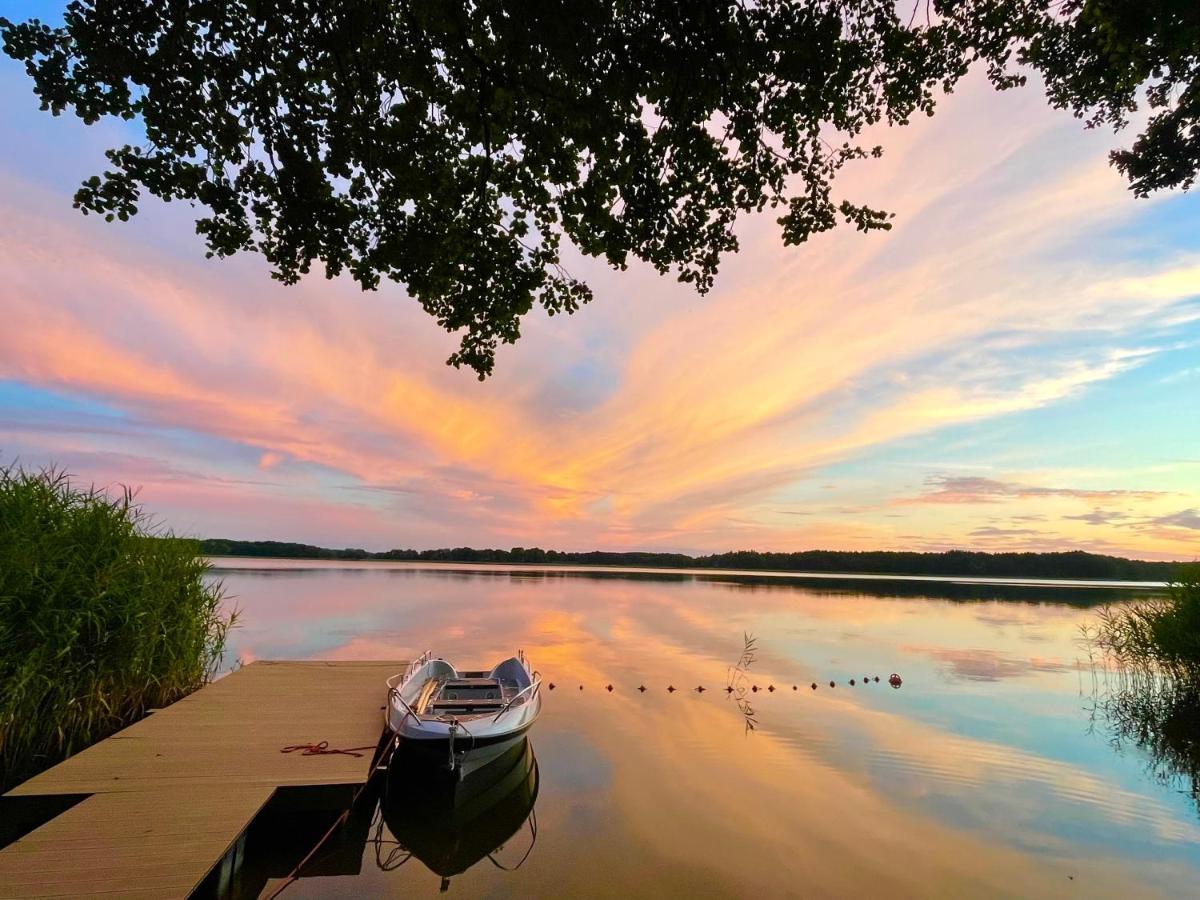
1090, 565, 1200, 677
0, 464, 235, 790
1085, 566, 1200, 813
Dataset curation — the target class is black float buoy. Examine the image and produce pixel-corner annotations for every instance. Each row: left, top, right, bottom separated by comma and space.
538, 671, 901, 697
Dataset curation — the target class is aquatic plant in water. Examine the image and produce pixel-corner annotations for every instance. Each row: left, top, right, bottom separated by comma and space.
0, 464, 235, 790
1087, 566, 1200, 677
726, 632, 759, 733
1085, 670, 1200, 815
1083, 566, 1200, 814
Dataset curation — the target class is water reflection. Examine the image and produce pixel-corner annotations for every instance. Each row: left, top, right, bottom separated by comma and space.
210, 556, 1162, 603
725, 632, 759, 733
376, 738, 540, 892
1089, 673, 1200, 815
210, 560, 1200, 897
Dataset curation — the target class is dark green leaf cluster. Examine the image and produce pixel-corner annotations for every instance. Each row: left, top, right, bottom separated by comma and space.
2, 2, 1196, 374
941, 0, 1200, 195
0, 1, 968, 375
0, 464, 235, 790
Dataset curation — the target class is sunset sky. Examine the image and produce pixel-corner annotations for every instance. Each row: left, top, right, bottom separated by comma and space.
2, 8, 1198, 559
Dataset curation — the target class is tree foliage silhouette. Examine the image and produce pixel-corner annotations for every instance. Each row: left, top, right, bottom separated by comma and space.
3, 1, 1196, 376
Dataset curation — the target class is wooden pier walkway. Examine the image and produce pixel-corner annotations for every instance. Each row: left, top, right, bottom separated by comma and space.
0, 660, 404, 899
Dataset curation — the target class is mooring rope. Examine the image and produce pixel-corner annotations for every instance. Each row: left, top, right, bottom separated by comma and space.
265, 666, 904, 896
264, 736, 393, 899
280, 741, 379, 758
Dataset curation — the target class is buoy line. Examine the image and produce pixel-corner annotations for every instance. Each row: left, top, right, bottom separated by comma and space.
545, 673, 903, 692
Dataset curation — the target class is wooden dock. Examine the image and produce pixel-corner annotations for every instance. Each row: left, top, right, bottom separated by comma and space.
0, 660, 404, 899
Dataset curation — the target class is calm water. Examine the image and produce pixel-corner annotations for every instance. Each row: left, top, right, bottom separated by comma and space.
210, 559, 1199, 898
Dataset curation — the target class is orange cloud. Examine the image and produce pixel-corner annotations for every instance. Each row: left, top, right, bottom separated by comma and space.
1, 69, 1198, 554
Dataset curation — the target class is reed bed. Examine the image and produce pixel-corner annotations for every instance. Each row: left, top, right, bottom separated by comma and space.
1088, 565, 1200, 678
1083, 566, 1200, 811
0, 464, 235, 790
1086, 668, 1200, 807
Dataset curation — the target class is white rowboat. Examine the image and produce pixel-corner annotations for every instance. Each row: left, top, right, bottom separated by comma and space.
385, 650, 542, 774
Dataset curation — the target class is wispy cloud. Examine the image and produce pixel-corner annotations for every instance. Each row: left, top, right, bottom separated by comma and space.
1151, 509, 1200, 531
1, 69, 1198, 554
968, 526, 1046, 539
1065, 509, 1132, 527
1160, 367, 1200, 385
899, 476, 1166, 506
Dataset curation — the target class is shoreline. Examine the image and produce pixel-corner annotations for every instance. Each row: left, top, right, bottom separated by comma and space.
204, 555, 1168, 590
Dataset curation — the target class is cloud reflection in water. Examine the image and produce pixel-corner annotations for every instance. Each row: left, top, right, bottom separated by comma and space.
218, 561, 1200, 898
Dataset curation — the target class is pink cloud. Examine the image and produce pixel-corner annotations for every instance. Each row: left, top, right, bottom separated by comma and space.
1, 70, 1198, 554
258, 451, 284, 470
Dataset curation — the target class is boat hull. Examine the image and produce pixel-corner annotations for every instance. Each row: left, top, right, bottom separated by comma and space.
397, 726, 532, 778
385, 652, 542, 773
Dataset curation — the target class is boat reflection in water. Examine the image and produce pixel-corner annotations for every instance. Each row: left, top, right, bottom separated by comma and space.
375, 736, 540, 891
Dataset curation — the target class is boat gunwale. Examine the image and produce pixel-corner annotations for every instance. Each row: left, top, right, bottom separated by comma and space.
386, 652, 542, 737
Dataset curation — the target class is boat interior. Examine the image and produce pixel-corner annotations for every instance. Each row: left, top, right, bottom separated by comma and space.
413, 666, 524, 717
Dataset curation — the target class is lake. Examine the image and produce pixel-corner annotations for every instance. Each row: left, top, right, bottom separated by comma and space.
209, 558, 1199, 898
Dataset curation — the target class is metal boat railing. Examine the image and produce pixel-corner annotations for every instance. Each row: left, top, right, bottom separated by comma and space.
385, 649, 434, 727
386, 650, 541, 728
492, 672, 542, 723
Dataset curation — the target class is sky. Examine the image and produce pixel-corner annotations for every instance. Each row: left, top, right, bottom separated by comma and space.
1, 11, 1198, 559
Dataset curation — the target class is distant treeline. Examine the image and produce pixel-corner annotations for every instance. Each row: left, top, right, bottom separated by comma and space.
199, 539, 1183, 581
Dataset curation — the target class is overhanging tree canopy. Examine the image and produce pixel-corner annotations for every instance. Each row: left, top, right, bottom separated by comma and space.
3, 1, 1196, 376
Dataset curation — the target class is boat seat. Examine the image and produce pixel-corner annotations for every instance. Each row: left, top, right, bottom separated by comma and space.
444, 678, 500, 689
428, 698, 504, 710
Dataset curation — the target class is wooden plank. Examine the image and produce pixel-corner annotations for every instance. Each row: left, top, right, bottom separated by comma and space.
0, 660, 403, 898
11, 891, 188, 900
8, 661, 401, 797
